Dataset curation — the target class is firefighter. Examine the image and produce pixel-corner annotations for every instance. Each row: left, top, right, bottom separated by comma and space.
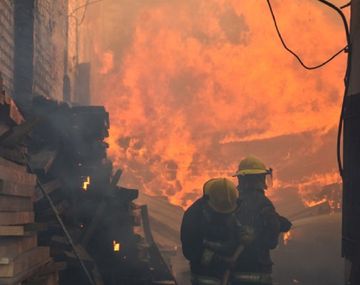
231, 155, 292, 284
181, 178, 256, 285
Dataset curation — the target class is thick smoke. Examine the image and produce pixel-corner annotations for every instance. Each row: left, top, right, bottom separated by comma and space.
81, 0, 348, 209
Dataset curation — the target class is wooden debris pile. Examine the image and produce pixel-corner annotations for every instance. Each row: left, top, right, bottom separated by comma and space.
0, 90, 58, 285
19, 95, 176, 285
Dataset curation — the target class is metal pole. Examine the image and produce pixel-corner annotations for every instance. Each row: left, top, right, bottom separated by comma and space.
343, 1, 360, 284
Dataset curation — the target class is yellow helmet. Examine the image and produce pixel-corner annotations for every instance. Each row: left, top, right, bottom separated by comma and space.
203, 178, 239, 214
233, 155, 271, 177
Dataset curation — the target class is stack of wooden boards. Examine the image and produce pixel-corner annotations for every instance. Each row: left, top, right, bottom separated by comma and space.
0, 88, 58, 284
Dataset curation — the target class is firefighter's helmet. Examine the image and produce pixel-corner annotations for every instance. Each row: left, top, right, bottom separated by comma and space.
203, 178, 239, 214
233, 155, 272, 177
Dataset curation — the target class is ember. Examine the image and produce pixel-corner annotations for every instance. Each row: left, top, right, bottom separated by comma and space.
283, 231, 292, 246
304, 198, 327, 208
82, 176, 91, 191
113, 240, 121, 252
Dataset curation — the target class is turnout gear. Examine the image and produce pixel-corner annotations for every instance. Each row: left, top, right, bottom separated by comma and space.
181, 171, 290, 285
232, 272, 272, 284
203, 178, 239, 214
181, 198, 243, 280
233, 156, 272, 177
181, 195, 280, 284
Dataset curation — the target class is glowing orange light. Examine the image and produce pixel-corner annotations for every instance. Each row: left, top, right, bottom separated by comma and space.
84, 0, 347, 208
82, 176, 91, 191
303, 198, 327, 208
113, 240, 121, 252
283, 231, 292, 245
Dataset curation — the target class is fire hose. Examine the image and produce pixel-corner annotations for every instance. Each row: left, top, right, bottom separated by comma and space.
221, 244, 245, 285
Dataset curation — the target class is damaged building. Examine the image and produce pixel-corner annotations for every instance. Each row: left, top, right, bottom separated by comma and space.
1, 0, 360, 285
0, 1, 176, 284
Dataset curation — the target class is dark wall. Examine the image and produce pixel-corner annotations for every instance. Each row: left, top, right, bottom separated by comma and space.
75, 63, 91, 105
13, 0, 68, 106
13, 0, 35, 107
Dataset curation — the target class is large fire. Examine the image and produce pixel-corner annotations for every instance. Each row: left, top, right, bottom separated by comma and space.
75, 0, 349, 209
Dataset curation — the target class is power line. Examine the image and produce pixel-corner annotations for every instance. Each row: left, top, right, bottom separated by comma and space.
315, 0, 351, 179
341, 1, 351, 9
78, 0, 90, 25
266, 0, 352, 178
69, 0, 103, 25
317, 0, 350, 41
266, 0, 348, 70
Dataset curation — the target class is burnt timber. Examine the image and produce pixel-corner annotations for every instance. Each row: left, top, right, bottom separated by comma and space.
0, 86, 177, 284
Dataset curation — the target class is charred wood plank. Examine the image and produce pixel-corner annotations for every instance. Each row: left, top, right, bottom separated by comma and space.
29, 150, 57, 175
32, 261, 66, 277
0, 211, 34, 225
26, 270, 59, 285
0, 161, 37, 185
35, 200, 69, 222
0, 196, 33, 211
80, 170, 122, 246
0, 224, 47, 236
0, 179, 34, 197
25, 262, 66, 285
0, 123, 9, 138
0, 146, 27, 164
0, 93, 25, 126
110, 169, 122, 190
0, 236, 37, 257
80, 202, 106, 247
116, 187, 139, 201
34, 180, 61, 202
0, 247, 50, 278
0, 226, 30, 236
141, 205, 155, 245
0, 156, 27, 172
140, 205, 177, 284
64, 245, 104, 285
0, 260, 55, 285
0, 119, 39, 148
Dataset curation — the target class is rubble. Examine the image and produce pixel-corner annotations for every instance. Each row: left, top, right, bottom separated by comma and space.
0, 81, 176, 284
0, 90, 56, 285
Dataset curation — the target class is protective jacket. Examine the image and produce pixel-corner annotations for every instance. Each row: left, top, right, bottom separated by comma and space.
181, 198, 240, 279
181, 191, 283, 283
234, 189, 280, 274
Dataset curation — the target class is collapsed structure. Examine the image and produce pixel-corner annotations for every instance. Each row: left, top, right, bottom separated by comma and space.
0, 1, 176, 284
0, 83, 176, 284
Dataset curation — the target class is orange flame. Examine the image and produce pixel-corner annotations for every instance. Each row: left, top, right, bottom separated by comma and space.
113, 240, 121, 252
283, 231, 292, 245
82, 176, 91, 191
79, 0, 348, 208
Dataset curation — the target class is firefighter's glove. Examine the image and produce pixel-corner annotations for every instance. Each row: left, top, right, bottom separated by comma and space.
201, 248, 215, 266
201, 249, 234, 270
238, 225, 255, 245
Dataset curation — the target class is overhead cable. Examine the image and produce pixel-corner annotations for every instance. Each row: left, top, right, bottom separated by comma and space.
266, 0, 348, 70
341, 2, 351, 9
69, 0, 103, 25
266, 0, 351, 178
316, 0, 351, 178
